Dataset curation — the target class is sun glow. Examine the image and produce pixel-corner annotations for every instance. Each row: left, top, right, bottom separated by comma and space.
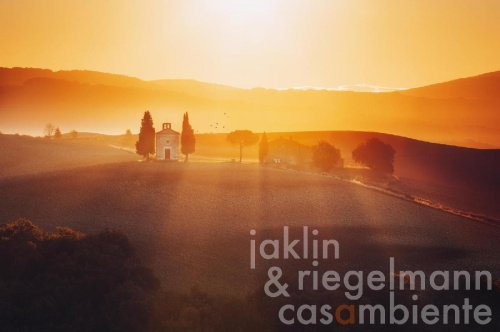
181, 0, 291, 53
197, 0, 284, 23
1, 0, 499, 89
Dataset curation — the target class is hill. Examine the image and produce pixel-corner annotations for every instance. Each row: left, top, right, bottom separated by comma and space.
1, 130, 497, 218
0, 162, 499, 301
0, 67, 147, 88
196, 130, 500, 218
0, 134, 498, 330
1, 67, 499, 148
402, 71, 500, 101
0, 134, 136, 178
197, 131, 498, 182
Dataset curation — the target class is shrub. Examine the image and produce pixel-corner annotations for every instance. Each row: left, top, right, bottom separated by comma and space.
352, 138, 395, 174
0, 219, 159, 332
312, 141, 342, 172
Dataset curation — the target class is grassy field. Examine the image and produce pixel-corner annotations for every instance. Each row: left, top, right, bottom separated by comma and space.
0, 134, 137, 178
98, 130, 500, 219
0, 161, 499, 297
2, 131, 498, 221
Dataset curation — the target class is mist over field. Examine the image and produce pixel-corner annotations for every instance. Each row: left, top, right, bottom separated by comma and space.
1, 68, 499, 148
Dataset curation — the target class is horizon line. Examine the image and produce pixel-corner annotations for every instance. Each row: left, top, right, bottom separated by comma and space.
3, 65, 499, 92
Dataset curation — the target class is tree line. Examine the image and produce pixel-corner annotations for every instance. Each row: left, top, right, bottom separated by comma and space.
226, 129, 395, 175
46, 112, 395, 173
311, 138, 395, 174
44, 123, 77, 139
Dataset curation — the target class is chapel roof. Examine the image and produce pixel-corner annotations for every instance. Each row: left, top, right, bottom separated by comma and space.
157, 123, 179, 135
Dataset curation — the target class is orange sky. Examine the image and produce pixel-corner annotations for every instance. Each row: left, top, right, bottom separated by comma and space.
1, 0, 499, 88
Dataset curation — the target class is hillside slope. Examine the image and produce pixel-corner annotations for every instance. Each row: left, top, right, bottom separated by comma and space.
402, 71, 500, 100
3, 129, 494, 218
1, 67, 499, 147
0, 162, 499, 300
0, 134, 136, 178
196, 130, 500, 218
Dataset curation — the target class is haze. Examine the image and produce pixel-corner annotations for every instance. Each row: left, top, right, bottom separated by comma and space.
1, 0, 500, 89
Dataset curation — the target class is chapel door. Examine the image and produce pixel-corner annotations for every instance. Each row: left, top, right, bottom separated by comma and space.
165, 148, 171, 160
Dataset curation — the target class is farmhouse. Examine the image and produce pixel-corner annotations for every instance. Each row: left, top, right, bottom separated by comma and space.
156, 122, 180, 160
266, 137, 312, 166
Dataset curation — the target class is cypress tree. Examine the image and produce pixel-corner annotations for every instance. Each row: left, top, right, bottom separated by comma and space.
54, 127, 62, 139
259, 132, 269, 164
135, 111, 155, 160
181, 112, 195, 162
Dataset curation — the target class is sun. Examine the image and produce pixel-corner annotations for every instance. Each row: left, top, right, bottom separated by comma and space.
198, 0, 284, 25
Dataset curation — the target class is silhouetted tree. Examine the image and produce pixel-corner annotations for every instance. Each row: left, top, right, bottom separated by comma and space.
259, 132, 269, 164
352, 138, 395, 174
54, 127, 62, 139
0, 219, 159, 332
70, 129, 78, 139
181, 112, 195, 162
312, 140, 342, 172
122, 129, 135, 147
227, 130, 259, 163
135, 111, 156, 160
44, 123, 55, 138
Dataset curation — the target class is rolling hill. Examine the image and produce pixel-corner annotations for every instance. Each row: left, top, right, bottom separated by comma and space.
1, 67, 499, 148
0, 134, 136, 178
402, 71, 500, 101
0, 162, 499, 304
196, 130, 500, 219
1, 130, 498, 219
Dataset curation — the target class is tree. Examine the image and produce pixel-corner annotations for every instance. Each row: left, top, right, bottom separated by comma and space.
352, 138, 395, 174
70, 130, 78, 139
122, 129, 135, 147
135, 111, 156, 160
258, 132, 269, 164
54, 127, 62, 139
181, 112, 196, 162
0, 219, 159, 332
312, 140, 342, 172
227, 130, 259, 163
44, 123, 55, 138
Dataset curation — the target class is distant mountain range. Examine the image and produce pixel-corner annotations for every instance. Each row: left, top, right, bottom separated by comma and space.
0, 67, 499, 148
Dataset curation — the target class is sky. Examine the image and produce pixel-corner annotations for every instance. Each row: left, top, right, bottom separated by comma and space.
1, 0, 500, 89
